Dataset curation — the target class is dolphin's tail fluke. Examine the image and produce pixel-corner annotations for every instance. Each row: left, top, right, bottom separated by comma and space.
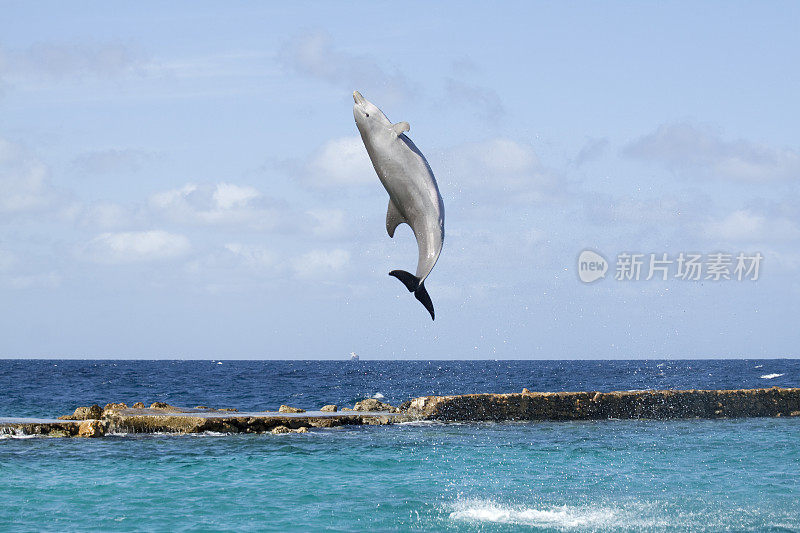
389, 270, 435, 320
414, 283, 435, 321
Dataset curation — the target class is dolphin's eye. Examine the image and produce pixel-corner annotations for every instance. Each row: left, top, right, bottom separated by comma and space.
365, 113, 369, 117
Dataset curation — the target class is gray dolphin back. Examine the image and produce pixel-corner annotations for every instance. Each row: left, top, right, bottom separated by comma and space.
352, 91, 444, 320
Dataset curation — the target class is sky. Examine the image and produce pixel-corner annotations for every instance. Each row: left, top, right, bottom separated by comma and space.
1, 1, 799, 359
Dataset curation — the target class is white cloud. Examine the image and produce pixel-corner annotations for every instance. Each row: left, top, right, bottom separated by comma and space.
83, 230, 190, 263
302, 136, 375, 188
624, 123, 800, 181
293, 249, 350, 279
447, 138, 559, 203
223, 243, 276, 269
0, 138, 59, 214
307, 209, 347, 237
77, 201, 137, 229
1, 271, 61, 290
149, 182, 281, 229
574, 137, 609, 166
300, 136, 560, 205
1, 42, 142, 81
71, 148, 155, 175
0, 249, 16, 272
297, 135, 560, 211
212, 182, 260, 209
475, 138, 538, 174
703, 209, 800, 243
278, 30, 411, 102
444, 77, 505, 121
586, 193, 700, 225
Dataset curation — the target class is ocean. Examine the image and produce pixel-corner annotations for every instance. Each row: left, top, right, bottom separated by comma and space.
1, 359, 798, 531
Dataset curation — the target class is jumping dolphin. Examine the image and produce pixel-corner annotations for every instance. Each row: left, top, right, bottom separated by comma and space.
353, 90, 444, 320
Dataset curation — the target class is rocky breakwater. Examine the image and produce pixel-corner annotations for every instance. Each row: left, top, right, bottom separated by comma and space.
4, 388, 798, 438
1, 400, 411, 438
407, 387, 800, 421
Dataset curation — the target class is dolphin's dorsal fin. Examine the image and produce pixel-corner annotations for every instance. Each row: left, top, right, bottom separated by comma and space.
386, 199, 407, 237
391, 122, 410, 136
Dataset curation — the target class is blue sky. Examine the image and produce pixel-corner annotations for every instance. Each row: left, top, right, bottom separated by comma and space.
1, 2, 798, 358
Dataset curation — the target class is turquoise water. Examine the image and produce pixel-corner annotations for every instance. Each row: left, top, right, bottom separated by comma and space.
2, 418, 798, 531
2, 360, 798, 530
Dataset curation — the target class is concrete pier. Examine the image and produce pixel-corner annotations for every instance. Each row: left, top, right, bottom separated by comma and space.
407, 387, 800, 421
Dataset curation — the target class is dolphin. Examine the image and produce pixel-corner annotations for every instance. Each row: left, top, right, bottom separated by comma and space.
353, 90, 444, 320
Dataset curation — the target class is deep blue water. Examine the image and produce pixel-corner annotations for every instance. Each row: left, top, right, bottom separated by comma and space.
1, 359, 798, 418
1, 360, 798, 531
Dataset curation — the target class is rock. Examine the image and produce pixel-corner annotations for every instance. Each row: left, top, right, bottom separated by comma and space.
3, 404, 401, 437
341, 407, 354, 411
278, 405, 305, 413
60, 404, 103, 420
320, 404, 338, 412
353, 398, 396, 412
132, 402, 145, 409
271, 425, 309, 434
309, 418, 338, 428
218, 408, 238, 412
195, 406, 209, 409
791, 411, 800, 417
149, 402, 178, 410
522, 388, 531, 394
397, 401, 412, 411
103, 402, 128, 414
77, 419, 106, 438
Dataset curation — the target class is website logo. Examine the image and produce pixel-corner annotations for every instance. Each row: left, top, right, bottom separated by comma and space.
578, 250, 608, 283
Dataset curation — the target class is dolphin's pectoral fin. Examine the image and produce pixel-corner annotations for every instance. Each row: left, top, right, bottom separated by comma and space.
386, 200, 407, 238
388, 270, 435, 320
392, 122, 410, 136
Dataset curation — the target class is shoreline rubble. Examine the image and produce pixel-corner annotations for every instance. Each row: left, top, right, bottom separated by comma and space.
2, 387, 798, 438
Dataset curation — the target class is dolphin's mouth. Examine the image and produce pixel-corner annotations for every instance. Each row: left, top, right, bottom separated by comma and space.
353, 90, 366, 106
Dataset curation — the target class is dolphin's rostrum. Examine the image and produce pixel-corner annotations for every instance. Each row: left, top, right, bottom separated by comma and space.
353, 91, 444, 320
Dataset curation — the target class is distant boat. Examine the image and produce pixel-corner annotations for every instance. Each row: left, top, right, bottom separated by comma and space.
349, 352, 359, 361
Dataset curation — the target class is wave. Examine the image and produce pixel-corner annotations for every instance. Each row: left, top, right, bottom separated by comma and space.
0, 432, 46, 439
760, 373, 784, 379
396, 419, 441, 426
447, 498, 800, 531
448, 500, 621, 529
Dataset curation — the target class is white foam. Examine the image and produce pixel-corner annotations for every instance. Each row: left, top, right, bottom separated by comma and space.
446, 499, 799, 530
396, 420, 440, 426
372, 392, 385, 399
449, 500, 618, 529
0, 432, 43, 439
0, 426, 54, 439
760, 373, 784, 379
103, 430, 230, 438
